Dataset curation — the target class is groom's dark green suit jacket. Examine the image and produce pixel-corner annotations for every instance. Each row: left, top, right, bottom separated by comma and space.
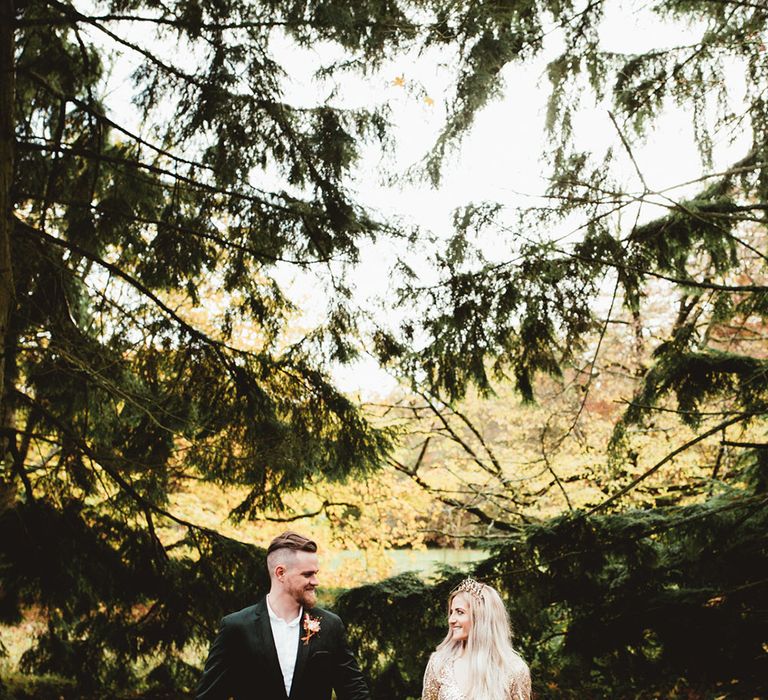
195, 599, 370, 700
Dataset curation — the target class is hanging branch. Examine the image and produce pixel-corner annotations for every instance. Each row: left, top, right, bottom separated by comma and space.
588, 412, 760, 514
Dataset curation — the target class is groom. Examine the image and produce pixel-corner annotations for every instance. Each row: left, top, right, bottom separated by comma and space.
195, 531, 371, 699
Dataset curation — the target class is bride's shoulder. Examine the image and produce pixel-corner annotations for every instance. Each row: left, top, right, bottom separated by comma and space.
507, 651, 532, 699
425, 651, 450, 676
425, 651, 442, 669
509, 649, 529, 671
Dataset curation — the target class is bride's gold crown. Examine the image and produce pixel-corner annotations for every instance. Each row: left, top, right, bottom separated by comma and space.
452, 577, 485, 600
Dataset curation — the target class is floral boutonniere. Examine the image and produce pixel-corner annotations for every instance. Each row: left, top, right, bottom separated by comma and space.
301, 613, 321, 645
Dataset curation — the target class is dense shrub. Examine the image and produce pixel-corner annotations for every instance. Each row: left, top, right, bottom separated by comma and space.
337, 493, 768, 699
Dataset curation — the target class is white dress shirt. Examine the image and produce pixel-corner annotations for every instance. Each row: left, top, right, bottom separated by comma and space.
266, 596, 303, 696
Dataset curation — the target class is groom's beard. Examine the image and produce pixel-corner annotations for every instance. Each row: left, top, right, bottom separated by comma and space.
299, 586, 317, 608
288, 581, 317, 608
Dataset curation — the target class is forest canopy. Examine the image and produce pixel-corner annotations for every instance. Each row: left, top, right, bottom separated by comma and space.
1, 0, 766, 697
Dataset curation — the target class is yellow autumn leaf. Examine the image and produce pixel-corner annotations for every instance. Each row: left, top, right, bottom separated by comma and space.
424, 96, 435, 106
392, 75, 405, 87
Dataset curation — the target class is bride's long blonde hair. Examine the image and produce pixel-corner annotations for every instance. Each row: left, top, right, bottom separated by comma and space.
433, 579, 523, 700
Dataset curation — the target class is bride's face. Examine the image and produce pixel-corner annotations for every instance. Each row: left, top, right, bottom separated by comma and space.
448, 593, 472, 642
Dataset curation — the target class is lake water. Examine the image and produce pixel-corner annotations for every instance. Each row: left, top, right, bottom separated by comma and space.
326, 548, 487, 580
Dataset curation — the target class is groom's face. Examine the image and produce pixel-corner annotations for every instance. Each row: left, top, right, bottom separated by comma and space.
284, 550, 320, 608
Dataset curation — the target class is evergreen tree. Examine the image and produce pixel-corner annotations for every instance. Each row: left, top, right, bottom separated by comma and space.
345, 3, 768, 697
0, 0, 424, 693
337, 493, 768, 699
380, 0, 768, 514
4, 0, 768, 695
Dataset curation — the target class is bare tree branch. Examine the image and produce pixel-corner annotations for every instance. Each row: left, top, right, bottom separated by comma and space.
588, 412, 762, 515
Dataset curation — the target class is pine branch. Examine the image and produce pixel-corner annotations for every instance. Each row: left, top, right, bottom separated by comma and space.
46, 0, 207, 88
556, 273, 620, 448
21, 8, 417, 32
18, 216, 335, 412
16, 140, 305, 217
17, 192, 342, 266
18, 138, 363, 260
262, 501, 361, 522
439, 400, 505, 478
22, 67, 217, 175
609, 110, 650, 193
19, 13, 301, 28
516, 229, 768, 294
13, 388, 240, 542
16, 217, 241, 360
538, 419, 573, 511
698, 0, 768, 10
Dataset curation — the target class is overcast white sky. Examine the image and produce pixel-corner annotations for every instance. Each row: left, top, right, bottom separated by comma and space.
268, 4, 750, 397
96, 2, 751, 398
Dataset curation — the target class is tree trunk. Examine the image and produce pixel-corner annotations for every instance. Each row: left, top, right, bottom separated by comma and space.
0, 0, 16, 508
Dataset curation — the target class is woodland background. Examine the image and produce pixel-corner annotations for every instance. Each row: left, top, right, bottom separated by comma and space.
0, 0, 766, 698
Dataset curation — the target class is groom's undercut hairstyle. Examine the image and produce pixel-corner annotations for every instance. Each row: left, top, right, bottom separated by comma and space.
266, 531, 317, 576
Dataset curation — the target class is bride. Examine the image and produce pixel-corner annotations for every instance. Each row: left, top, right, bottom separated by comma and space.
421, 578, 531, 700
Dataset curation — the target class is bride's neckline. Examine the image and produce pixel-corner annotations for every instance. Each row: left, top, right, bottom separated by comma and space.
449, 655, 470, 698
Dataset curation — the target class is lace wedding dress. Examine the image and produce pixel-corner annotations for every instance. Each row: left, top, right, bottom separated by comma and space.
421, 653, 531, 700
